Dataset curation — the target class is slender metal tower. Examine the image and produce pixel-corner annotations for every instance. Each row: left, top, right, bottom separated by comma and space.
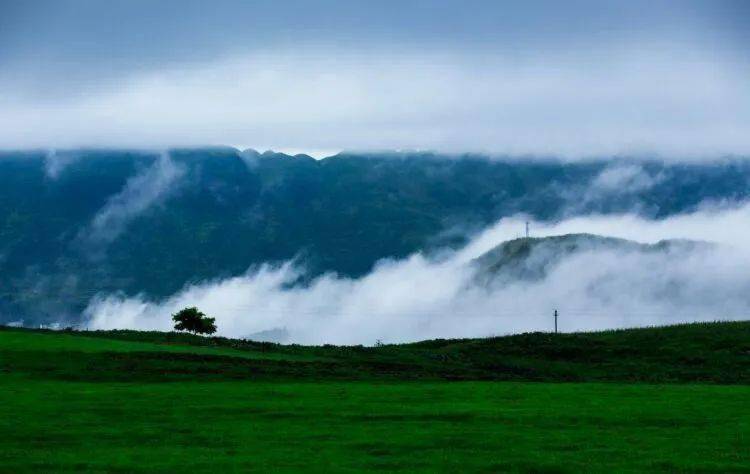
525, 221, 529, 238
554, 309, 558, 334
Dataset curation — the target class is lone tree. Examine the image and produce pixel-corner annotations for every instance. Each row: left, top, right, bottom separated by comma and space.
172, 307, 217, 335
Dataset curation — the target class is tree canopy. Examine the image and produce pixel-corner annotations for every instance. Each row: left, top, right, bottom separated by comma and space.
172, 307, 217, 335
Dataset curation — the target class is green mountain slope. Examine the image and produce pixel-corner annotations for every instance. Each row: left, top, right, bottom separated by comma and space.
1, 148, 749, 325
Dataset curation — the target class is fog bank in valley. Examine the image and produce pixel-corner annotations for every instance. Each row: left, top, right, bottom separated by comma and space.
85, 203, 750, 344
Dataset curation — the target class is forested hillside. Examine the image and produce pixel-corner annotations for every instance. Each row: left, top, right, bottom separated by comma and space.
1, 148, 749, 325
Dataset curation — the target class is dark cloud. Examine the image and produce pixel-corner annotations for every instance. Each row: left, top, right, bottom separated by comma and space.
1, 0, 744, 96
1, 0, 748, 155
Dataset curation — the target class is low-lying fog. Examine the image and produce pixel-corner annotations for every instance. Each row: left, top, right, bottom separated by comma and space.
85, 202, 750, 345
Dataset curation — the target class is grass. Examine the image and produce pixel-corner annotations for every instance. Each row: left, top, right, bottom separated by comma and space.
0, 329, 321, 361
4, 321, 750, 383
1, 322, 750, 472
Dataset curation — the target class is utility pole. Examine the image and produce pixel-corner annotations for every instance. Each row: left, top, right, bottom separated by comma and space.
554, 309, 558, 334
525, 221, 529, 238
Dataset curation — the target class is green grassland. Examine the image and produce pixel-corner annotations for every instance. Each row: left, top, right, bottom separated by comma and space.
2, 322, 750, 472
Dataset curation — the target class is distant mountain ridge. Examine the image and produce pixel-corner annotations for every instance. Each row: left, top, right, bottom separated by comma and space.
0, 147, 748, 325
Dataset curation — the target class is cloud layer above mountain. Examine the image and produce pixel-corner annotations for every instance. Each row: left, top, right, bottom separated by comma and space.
1, 1, 749, 157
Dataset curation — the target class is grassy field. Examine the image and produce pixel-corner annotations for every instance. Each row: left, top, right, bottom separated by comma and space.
2, 323, 750, 472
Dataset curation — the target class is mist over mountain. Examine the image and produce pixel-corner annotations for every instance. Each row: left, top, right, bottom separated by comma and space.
1, 147, 750, 329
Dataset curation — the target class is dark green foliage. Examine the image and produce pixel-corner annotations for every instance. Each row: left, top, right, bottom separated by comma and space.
172, 307, 217, 335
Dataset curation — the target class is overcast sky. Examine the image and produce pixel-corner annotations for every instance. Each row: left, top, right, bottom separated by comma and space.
1, 0, 749, 158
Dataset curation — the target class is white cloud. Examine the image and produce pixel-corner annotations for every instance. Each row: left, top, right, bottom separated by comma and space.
43, 149, 81, 179
81, 152, 185, 247
84, 203, 750, 344
2, 46, 749, 159
590, 164, 661, 193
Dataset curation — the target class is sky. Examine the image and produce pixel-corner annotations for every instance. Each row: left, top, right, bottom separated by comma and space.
1, 0, 749, 157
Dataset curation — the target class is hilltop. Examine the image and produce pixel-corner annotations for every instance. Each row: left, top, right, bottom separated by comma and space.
473, 233, 710, 284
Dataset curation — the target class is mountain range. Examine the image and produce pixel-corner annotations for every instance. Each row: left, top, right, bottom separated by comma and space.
1, 147, 749, 326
